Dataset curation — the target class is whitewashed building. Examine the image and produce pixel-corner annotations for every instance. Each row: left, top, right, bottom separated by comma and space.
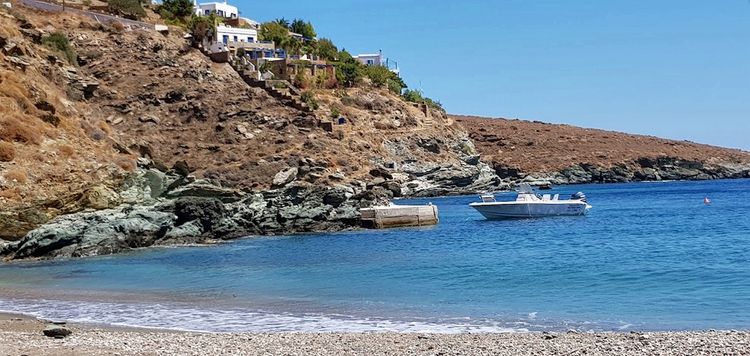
355, 51, 400, 75
194, 0, 239, 19
354, 53, 383, 66
203, 24, 273, 53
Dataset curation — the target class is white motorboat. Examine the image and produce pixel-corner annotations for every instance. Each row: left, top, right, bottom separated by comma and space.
469, 184, 592, 219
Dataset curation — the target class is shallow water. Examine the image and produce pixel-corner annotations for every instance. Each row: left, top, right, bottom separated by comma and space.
1, 180, 749, 332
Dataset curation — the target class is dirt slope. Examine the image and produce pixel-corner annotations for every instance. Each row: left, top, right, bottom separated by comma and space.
455, 115, 750, 182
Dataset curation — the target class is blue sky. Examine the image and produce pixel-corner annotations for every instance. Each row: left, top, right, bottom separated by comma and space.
236, 0, 750, 150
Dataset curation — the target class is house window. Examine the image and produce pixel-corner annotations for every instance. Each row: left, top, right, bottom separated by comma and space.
204, 9, 209, 15
366, 59, 374, 65
248, 37, 254, 42
233, 36, 238, 42
222, 35, 229, 44
218, 10, 224, 17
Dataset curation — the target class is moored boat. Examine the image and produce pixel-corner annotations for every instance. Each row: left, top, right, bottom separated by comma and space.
469, 184, 592, 219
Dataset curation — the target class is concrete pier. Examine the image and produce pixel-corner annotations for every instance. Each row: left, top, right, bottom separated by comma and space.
360, 204, 439, 229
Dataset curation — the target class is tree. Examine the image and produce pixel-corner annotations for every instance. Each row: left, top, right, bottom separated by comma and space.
159, 0, 193, 19
273, 17, 290, 29
281, 36, 303, 56
290, 18, 316, 39
189, 14, 220, 43
333, 49, 362, 87
314, 38, 338, 61
259, 21, 290, 47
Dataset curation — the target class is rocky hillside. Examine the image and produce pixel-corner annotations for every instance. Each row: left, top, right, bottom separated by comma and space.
455, 115, 750, 184
0, 4, 497, 258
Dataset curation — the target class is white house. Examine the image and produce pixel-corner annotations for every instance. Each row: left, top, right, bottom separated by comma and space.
355, 51, 400, 75
354, 53, 383, 66
194, 0, 239, 19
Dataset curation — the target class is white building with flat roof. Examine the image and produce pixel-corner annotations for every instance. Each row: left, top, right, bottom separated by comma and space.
354, 53, 383, 66
355, 51, 400, 75
194, 0, 238, 19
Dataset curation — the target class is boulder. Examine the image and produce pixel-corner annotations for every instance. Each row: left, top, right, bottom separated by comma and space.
43, 324, 72, 338
272, 167, 298, 187
174, 197, 226, 231
9, 206, 176, 260
462, 154, 481, 166
322, 188, 348, 207
78, 185, 120, 210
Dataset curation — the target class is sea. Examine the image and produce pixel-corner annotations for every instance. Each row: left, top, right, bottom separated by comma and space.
1, 179, 749, 333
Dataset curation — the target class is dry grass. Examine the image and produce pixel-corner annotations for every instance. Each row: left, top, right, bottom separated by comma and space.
57, 144, 76, 159
0, 187, 21, 201
4, 168, 28, 184
0, 115, 42, 144
97, 120, 112, 135
0, 70, 38, 115
0, 141, 16, 162
115, 155, 136, 171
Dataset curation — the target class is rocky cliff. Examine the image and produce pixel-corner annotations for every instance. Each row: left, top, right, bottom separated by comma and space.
455, 115, 750, 185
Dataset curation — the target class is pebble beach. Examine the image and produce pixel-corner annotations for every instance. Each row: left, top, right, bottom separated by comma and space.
1, 313, 749, 356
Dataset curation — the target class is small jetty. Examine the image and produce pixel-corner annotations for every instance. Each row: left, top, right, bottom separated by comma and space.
360, 204, 439, 229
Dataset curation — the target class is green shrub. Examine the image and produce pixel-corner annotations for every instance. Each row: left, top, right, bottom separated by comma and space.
402, 89, 444, 112
41, 32, 77, 64
314, 38, 338, 61
300, 91, 319, 110
330, 106, 341, 119
108, 0, 146, 19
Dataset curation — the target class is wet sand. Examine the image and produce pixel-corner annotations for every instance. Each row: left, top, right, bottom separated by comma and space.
1, 312, 749, 355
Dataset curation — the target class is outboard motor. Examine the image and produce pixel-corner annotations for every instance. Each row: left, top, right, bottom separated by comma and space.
571, 192, 587, 202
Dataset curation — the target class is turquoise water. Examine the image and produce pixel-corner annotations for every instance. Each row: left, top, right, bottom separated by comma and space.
1, 180, 750, 332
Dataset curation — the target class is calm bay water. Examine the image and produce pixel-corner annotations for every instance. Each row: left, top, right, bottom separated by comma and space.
1, 179, 749, 332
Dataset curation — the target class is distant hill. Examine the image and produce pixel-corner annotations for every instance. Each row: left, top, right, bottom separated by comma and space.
454, 115, 750, 184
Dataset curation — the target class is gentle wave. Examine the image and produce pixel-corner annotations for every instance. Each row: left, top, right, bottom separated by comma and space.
0, 298, 526, 333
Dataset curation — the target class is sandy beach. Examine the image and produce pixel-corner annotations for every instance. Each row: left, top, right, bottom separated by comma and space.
0, 313, 748, 356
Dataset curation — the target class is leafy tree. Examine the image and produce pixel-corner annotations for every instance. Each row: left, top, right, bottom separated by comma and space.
314, 38, 338, 61
259, 21, 290, 47
290, 18, 316, 39
333, 49, 362, 87
273, 17, 290, 29
189, 14, 220, 43
363, 65, 393, 87
159, 0, 193, 19
281, 37, 303, 55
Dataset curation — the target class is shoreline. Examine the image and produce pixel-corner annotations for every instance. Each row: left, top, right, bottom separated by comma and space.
2, 313, 749, 356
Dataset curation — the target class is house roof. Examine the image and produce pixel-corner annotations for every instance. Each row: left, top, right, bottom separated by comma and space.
355, 54, 381, 58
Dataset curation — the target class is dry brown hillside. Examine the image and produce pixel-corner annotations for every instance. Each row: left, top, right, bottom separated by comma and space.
455, 115, 750, 182
0, 4, 483, 211
0, 10, 130, 206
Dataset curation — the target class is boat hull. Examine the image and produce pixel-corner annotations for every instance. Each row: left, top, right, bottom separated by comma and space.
469, 201, 590, 219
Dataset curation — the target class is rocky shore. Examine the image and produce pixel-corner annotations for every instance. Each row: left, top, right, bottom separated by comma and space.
0, 153, 500, 260
1, 313, 748, 356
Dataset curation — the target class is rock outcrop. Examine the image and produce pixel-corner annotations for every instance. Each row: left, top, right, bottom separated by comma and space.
1, 161, 392, 260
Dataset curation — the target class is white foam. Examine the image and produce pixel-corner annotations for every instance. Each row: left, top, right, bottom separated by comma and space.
0, 298, 524, 333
